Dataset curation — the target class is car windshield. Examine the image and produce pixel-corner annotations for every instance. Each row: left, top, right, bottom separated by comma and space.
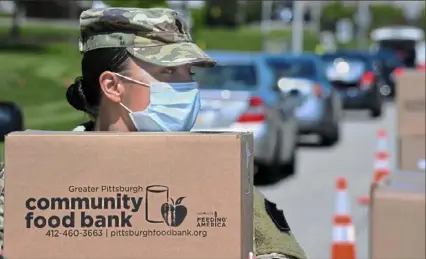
321, 55, 368, 81
266, 59, 317, 80
192, 64, 257, 90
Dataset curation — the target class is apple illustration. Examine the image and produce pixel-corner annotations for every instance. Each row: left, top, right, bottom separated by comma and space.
161, 197, 187, 227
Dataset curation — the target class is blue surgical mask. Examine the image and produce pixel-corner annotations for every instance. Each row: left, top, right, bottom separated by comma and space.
115, 73, 200, 132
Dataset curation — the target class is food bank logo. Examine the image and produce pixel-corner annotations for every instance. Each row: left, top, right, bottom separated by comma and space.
23, 185, 188, 229
145, 185, 187, 227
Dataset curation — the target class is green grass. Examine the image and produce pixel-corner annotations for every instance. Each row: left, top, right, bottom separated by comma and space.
0, 43, 90, 156
0, 13, 12, 18
0, 24, 79, 37
0, 43, 89, 130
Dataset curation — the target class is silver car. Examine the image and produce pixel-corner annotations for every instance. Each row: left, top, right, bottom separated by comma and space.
191, 52, 299, 183
264, 54, 342, 146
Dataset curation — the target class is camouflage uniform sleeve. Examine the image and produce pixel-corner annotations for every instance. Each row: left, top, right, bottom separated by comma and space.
0, 162, 4, 248
254, 189, 307, 259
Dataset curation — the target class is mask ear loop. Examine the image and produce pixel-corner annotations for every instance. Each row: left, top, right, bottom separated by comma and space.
114, 72, 150, 113
113, 73, 150, 88
119, 102, 133, 113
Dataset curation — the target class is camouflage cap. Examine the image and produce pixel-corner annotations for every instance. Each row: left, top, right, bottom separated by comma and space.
79, 7, 215, 67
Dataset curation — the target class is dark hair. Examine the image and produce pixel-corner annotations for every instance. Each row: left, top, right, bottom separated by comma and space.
66, 48, 130, 117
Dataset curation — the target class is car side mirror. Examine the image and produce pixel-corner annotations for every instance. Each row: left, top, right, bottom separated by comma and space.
0, 101, 24, 142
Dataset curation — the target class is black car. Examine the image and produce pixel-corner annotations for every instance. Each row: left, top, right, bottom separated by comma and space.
0, 102, 24, 142
372, 49, 404, 98
321, 51, 384, 118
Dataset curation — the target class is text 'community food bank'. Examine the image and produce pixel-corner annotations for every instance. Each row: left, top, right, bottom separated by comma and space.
25, 193, 143, 228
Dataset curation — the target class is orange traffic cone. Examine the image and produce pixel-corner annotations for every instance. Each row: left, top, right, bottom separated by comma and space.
371, 129, 390, 183
357, 129, 391, 205
331, 177, 356, 259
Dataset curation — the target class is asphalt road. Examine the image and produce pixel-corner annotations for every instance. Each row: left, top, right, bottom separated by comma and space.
258, 102, 397, 259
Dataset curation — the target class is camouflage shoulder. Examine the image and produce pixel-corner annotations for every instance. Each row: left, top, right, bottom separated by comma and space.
253, 189, 307, 259
0, 162, 4, 248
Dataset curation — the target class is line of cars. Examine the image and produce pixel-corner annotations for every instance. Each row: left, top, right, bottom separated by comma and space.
190, 26, 426, 184
191, 50, 390, 184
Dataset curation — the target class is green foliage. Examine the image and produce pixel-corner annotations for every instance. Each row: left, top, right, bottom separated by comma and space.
322, 2, 356, 22
320, 2, 356, 31
195, 27, 318, 52
190, 7, 206, 40
245, 1, 262, 23
418, 7, 425, 31
369, 4, 406, 29
205, 0, 239, 27
320, 2, 408, 31
103, 0, 167, 8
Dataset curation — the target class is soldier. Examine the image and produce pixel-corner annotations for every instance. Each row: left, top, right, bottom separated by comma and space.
0, 8, 306, 258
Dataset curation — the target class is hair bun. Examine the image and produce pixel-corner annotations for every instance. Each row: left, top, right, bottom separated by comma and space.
66, 76, 87, 112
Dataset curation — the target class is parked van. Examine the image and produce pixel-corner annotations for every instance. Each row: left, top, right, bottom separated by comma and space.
370, 26, 425, 69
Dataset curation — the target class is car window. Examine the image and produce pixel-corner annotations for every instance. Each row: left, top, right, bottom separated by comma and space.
266, 59, 317, 80
192, 64, 258, 90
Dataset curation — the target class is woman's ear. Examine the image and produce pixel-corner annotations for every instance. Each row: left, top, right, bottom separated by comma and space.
98, 71, 124, 103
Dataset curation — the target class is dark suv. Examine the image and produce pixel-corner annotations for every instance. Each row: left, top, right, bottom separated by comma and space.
321, 51, 384, 118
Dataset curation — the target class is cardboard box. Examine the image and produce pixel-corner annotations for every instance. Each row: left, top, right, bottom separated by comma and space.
396, 70, 426, 137
370, 177, 425, 259
4, 132, 254, 259
388, 170, 425, 186
399, 135, 426, 171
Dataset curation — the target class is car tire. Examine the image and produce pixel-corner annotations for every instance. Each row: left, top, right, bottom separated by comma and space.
276, 122, 298, 180
370, 105, 383, 118
254, 130, 296, 186
320, 103, 341, 147
254, 163, 281, 186
254, 155, 296, 186
277, 150, 296, 179
320, 125, 340, 147
254, 130, 283, 186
